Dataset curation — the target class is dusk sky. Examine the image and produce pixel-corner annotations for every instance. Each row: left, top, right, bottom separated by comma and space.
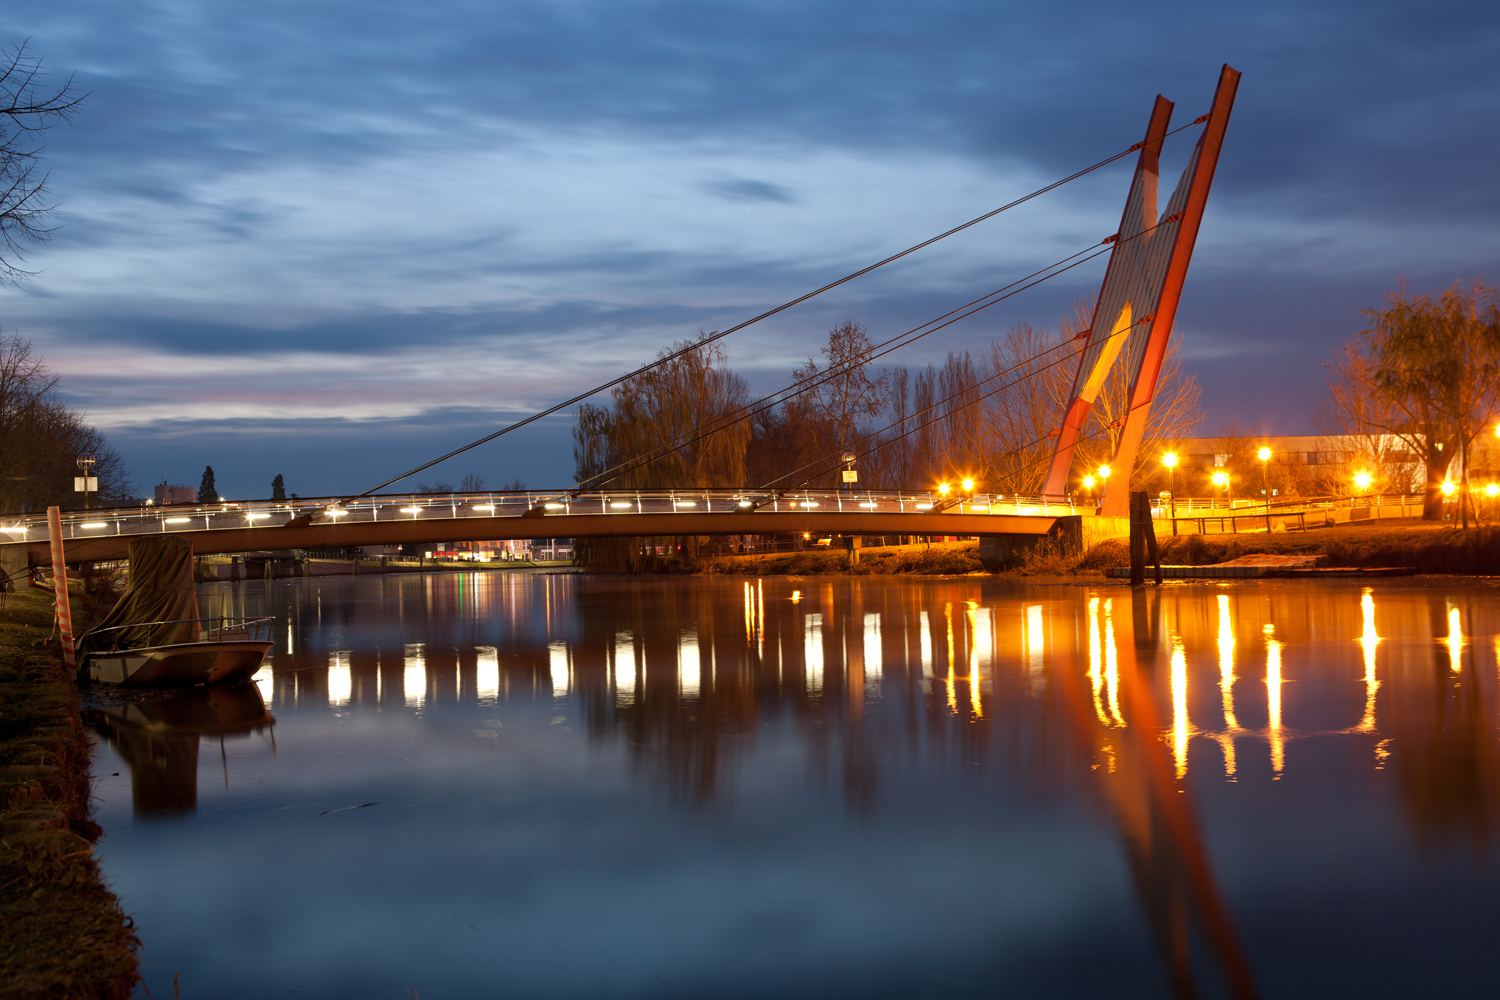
4, 0, 1498, 500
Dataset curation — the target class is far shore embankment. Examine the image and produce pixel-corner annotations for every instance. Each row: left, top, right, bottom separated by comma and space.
194, 556, 575, 582
693, 520, 1500, 578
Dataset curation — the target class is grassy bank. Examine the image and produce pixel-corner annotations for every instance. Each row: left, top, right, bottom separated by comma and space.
696, 520, 1500, 578
1022, 519, 1500, 577
1, 588, 138, 1000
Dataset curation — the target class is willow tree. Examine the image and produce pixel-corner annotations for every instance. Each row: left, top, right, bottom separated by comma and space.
1325, 280, 1500, 521
574, 333, 750, 568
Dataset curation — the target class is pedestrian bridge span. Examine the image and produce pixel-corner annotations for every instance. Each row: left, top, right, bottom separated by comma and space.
5, 489, 1100, 567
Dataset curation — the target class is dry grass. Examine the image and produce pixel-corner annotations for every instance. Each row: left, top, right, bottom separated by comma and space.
1, 588, 139, 1000
685, 519, 1500, 578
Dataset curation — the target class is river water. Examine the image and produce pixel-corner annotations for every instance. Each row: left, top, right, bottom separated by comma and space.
87, 572, 1500, 999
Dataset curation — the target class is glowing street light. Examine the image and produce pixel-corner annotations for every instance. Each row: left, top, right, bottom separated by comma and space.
1486, 483, 1499, 498
1258, 447, 1272, 532
961, 478, 975, 493
937, 482, 951, 497
1212, 470, 1229, 507
1161, 453, 1178, 534
1353, 471, 1373, 492
1442, 480, 1456, 497
1081, 474, 1096, 507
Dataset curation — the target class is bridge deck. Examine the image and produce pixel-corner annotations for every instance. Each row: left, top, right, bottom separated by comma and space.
4, 489, 1082, 565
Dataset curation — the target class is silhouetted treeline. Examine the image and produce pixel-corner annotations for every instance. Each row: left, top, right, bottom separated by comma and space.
574, 307, 1201, 499
0, 333, 132, 514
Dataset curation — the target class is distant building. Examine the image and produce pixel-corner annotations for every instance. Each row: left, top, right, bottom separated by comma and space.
531, 538, 573, 561
154, 484, 196, 505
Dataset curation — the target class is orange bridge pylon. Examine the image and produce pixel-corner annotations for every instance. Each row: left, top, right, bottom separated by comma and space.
1043, 65, 1241, 517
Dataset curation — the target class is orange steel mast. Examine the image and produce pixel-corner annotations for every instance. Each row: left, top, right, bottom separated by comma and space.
1042, 65, 1240, 517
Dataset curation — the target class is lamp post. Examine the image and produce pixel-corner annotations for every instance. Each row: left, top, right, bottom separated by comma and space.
75, 455, 97, 511
1258, 447, 1271, 532
1212, 470, 1229, 509
1082, 475, 1095, 507
1161, 452, 1178, 535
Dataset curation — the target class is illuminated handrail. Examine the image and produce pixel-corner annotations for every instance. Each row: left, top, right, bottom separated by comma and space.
3, 488, 1082, 539
2, 489, 1435, 543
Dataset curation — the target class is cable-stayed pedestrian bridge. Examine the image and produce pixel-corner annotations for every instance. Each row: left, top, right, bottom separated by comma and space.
8, 66, 1243, 583
5, 488, 1095, 566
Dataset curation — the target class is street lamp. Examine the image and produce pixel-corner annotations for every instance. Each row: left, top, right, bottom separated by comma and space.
1161, 452, 1178, 535
1353, 471, 1372, 492
1258, 447, 1272, 532
1212, 469, 1229, 507
75, 455, 97, 511
1082, 475, 1096, 506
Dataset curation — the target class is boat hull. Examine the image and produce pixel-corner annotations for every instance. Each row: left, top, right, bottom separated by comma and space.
85, 640, 273, 686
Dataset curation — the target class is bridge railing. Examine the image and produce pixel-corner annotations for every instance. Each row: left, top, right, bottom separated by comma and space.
2, 488, 1081, 545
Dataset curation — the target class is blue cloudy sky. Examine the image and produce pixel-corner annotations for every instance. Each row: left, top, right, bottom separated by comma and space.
4, 0, 1498, 499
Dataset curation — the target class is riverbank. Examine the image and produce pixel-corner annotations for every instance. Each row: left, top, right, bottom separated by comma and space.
0, 588, 138, 1000
705, 540, 986, 575
1114, 518, 1500, 575
699, 519, 1500, 577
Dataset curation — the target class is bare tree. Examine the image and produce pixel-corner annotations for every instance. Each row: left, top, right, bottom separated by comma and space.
0, 332, 130, 513
0, 43, 84, 285
979, 322, 1073, 493
1054, 297, 1204, 492
1323, 279, 1500, 521
880, 301, 1201, 496
787, 320, 889, 486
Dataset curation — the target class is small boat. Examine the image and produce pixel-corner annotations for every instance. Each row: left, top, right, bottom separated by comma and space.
75, 534, 276, 687
81, 616, 274, 686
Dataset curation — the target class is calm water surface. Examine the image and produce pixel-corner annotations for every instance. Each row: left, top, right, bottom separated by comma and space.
88, 572, 1500, 998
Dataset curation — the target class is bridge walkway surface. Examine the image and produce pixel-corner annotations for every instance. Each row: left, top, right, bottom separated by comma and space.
3, 489, 1110, 567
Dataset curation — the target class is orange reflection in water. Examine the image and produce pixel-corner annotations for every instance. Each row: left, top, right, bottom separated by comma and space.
1265, 624, 1285, 779
1171, 637, 1193, 779
1213, 594, 1242, 778
1446, 605, 1464, 675
1352, 590, 1380, 733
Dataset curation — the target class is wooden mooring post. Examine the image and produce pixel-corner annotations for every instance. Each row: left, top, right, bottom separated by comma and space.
1129, 491, 1163, 587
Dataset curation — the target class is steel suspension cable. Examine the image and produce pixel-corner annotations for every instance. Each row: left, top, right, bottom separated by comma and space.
585, 203, 1186, 499
762, 311, 1147, 495
574, 238, 1117, 494
335, 118, 1208, 506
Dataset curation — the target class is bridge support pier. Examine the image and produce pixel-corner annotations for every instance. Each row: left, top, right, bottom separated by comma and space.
0, 543, 25, 593
978, 516, 1084, 572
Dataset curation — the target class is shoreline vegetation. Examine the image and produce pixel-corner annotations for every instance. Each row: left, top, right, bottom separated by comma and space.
694, 520, 1500, 577
0, 587, 138, 1000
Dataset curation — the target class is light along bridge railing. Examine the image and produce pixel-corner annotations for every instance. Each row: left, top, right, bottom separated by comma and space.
5, 489, 1081, 548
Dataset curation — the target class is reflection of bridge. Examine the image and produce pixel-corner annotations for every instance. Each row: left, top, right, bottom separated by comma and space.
4, 488, 1102, 567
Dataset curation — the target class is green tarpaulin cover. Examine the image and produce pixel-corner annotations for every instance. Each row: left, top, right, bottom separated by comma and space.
75, 535, 201, 663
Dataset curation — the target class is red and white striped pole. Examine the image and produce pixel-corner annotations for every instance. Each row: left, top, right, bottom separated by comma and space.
46, 506, 75, 672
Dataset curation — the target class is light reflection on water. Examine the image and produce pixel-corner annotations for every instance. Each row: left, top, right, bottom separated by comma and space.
88, 574, 1500, 999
